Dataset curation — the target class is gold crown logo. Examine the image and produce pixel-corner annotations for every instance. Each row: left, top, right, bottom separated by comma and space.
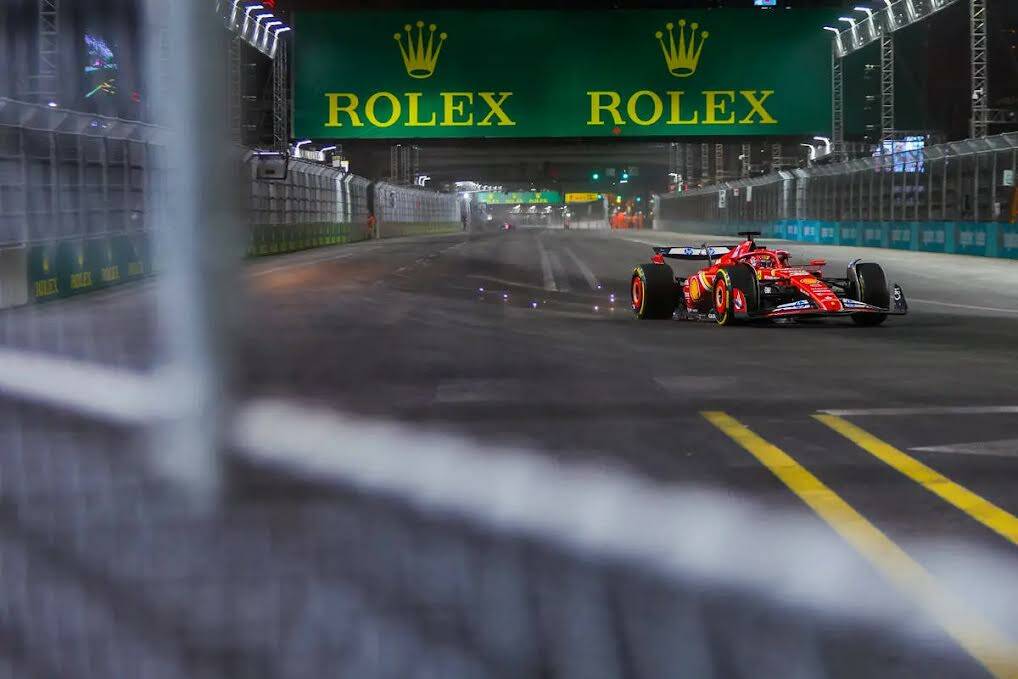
394, 20, 447, 79
655, 19, 709, 78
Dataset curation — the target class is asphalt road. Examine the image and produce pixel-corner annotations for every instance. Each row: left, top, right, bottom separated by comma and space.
241, 226, 1018, 676
7, 226, 1018, 676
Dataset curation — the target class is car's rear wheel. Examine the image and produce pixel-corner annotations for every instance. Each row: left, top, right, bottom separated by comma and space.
851, 262, 889, 326
713, 264, 758, 326
631, 263, 677, 320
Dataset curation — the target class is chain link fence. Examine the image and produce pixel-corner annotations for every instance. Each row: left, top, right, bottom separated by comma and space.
1, 4, 1018, 679
656, 134, 1018, 250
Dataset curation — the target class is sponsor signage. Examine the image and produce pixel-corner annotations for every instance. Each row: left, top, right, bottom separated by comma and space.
294, 10, 834, 139
565, 192, 602, 203
475, 190, 561, 204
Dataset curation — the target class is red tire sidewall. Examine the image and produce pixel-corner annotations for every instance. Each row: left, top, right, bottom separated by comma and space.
631, 271, 645, 314
714, 271, 731, 324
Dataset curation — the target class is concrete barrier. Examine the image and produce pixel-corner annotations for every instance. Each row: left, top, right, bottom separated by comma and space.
567, 219, 609, 230
247, 222, 371, 257
24, 233, 151, 304
0, 248, 28, 308
655, 219, 1018, 259
377, 221, 462, 239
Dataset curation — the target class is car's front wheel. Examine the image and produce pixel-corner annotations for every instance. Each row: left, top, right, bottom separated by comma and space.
713, 264, 758, 326
851, 262, 889, 326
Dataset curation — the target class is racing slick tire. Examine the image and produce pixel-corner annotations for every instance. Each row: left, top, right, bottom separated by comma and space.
851, 262, 889, 326
712, 264, 759, 326
631, 263, 678, 320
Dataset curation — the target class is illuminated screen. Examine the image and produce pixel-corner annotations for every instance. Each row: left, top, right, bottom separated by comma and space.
874, 136, 926, 173
75, 1, 144, 120
84, 33, 119, 98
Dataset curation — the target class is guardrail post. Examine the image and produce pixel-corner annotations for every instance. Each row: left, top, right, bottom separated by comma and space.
146, 0, 240, 500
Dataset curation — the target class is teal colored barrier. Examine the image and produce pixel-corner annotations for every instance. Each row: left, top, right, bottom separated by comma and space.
656, 219, 1018, 260
1002, 225, 1018, 259
28, 232, 153, 302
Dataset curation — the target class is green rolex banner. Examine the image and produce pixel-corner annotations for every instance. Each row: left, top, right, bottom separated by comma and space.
294, 10, 836, 140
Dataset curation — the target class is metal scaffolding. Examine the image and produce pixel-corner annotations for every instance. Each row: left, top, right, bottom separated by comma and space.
228, 37, 243, 144
389, 144, 421, 185
272, 40, 289, 151
880, 35, 895, 142
714, 143, 725, 183
686, 144, 697, 187
832, 52, 845, 162
771, 143, 783, 173
700, 143, 710, 186
31, 0, 59, 104
970, 0, 988, 138
741, 142, 752, 178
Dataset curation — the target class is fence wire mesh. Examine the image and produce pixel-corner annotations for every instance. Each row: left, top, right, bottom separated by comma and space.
1, 4, 1018, 679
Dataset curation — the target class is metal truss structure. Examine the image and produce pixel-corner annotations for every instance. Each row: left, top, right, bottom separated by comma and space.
880, 35, 895, 142
29, 0, 59, 104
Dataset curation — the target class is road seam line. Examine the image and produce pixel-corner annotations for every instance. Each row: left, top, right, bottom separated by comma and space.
909, 298, 1018, 314
562, 246, 600, 290
702, 411, 1018, 678
819, 406, 1018, 417
249, 251, 356, 277
814, 414, 1018, 547
535, 236, 558, 292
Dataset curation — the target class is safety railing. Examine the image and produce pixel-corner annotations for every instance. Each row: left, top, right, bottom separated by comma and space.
0, 98, 463, 302
656, 133, 1018, 258
4, 7, 1017, 677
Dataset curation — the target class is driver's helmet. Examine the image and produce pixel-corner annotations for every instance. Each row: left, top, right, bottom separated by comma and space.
747, 253, 775, 268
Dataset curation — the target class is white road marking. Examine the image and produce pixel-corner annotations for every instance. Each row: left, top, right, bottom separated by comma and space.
535, 237, 558, 291
820, 406, 1018, 417
910, 439, 1018, 458
562, 246, 600, 290
909, 298, 1018, 314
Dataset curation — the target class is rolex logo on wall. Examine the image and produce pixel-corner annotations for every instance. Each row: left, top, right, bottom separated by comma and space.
394, 20, 447, 79
655, 19, 709, 78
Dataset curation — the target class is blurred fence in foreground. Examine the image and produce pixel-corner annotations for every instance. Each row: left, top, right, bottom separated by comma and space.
0, 5, 1017, 679
656, 133, 1018, 258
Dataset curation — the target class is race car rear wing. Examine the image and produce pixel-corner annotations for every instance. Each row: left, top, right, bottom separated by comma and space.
652, 245, 733, 261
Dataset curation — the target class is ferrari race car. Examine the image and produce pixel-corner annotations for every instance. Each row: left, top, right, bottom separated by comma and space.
630, 232, 908, 326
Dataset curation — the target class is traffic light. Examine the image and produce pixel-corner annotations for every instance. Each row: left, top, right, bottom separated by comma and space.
636, 196, 642, 203
592, 172, 600, 181
621, 171, 630, 180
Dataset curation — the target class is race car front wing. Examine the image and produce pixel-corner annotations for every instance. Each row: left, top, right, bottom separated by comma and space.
751, 284, 908, 320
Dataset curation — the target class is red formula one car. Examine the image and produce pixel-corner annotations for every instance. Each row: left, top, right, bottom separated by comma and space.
630, 231, 908, 326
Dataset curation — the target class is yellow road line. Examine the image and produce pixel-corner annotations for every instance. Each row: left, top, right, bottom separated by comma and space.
702, 411, 1018, 678
815, 414, 1018, 547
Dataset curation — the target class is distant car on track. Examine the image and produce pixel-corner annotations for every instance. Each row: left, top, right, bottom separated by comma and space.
630, 231, 907, 326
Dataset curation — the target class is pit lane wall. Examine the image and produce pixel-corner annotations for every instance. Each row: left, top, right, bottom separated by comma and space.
0, 99, 460, 308
654, 132, 1018, 259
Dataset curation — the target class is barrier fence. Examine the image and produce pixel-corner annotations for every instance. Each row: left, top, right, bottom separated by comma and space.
0, 97, 462, 307
2, 7, 1018, 676
655, 133, 1018, 258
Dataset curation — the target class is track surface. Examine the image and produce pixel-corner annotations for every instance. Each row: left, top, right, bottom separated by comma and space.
245, 227, 1018, 677
8, 227, 1018, 676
